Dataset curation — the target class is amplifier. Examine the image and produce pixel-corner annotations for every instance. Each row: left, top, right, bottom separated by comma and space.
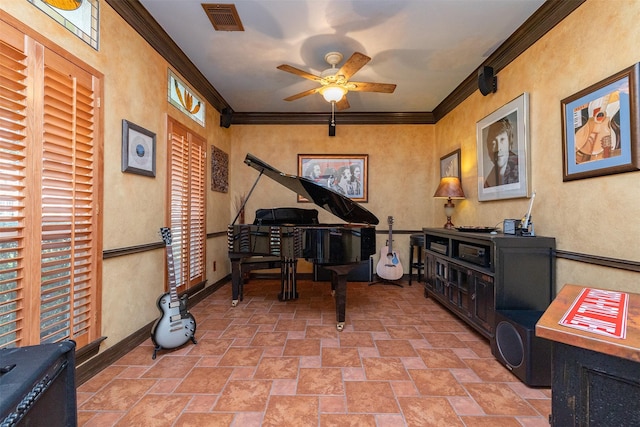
0, 341, 77, 427
429, 242, 448, 255
458, 243, 490, 267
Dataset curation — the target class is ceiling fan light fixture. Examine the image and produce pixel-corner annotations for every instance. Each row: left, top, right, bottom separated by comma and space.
320, 85, 347, 103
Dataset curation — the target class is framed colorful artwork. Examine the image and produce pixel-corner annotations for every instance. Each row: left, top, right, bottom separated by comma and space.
561, 63, 640, 181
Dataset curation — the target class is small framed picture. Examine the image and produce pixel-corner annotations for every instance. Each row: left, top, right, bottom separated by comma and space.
561, 63, 640, 181
122, 120, 156, 177
476, 93, 530, 201
440, 149, 461, 179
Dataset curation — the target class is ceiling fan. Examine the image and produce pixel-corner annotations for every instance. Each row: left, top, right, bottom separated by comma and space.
277, 52, 397, 110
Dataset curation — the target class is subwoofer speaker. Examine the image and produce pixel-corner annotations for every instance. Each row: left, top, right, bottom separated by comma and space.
478, 65, 497, 96
328, 119, 336, 137
220, 108, 233, 128
491, 310, 551, 387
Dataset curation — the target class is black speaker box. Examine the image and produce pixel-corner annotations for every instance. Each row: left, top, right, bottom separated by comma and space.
328, 119, 336, 137
220, 108, 233, 128
478, 65, 497, 96
491, 310, 551, 387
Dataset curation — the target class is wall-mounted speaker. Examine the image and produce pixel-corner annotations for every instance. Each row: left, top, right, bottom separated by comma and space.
220, 108, 233, 128
328, 119, 336, 137
491, 310, 551, 387
478, 65, 497, 96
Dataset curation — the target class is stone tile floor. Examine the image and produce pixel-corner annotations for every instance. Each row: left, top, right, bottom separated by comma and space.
77, 278, 551, 426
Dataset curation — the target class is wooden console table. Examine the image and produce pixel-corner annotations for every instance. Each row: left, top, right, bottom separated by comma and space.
537, 284, 640, 426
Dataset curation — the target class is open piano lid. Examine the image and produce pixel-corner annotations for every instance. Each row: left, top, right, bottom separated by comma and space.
244, 153, 379, 225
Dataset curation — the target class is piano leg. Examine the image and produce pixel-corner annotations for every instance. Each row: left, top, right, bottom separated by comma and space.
231, 259, 242, 307
278, 257, 298, 301
324, 265, 354, 332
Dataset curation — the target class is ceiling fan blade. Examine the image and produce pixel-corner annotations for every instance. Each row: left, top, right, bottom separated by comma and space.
277, 64, 322, 82
348, 81, 397, 93
283, 87, 320, 101
336, 97, 350, 110
336, 52, 371, 80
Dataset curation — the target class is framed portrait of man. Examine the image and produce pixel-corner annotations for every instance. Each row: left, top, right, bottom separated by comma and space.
476, 93, 531, 201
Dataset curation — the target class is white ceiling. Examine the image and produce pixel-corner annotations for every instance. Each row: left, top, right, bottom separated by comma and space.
137, 0, 546, 113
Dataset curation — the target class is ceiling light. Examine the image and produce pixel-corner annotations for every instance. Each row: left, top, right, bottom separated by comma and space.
320, 85, 347, 103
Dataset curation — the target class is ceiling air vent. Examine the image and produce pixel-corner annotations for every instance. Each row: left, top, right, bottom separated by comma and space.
202, 3, 244, 31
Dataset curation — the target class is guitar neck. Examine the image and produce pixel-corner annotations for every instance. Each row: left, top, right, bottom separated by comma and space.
166, 244, 179, 303
386, 216, 394, 252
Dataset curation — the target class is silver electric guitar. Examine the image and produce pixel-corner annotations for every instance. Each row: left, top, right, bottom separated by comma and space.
150, 227, 197, 359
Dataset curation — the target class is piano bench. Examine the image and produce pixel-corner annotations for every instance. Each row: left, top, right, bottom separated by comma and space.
231, 256, 282, 306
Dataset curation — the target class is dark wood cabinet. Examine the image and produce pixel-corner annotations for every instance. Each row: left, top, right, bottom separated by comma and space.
551, 342, 640, 426
537, 284, 640, 426
423, 228, 555, 338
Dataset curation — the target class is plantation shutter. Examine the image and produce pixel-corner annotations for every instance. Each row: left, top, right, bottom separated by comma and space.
0, 26, 29, 348
39, 49, 99, 348
167, 118, 205, 290
188, 131, 205, 282
0, 18, 101, 349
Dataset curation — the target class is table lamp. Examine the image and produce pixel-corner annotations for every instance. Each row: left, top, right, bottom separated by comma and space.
433, 176, 465, 229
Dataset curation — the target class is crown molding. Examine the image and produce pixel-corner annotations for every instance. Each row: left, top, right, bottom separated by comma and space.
107, 0, 585, 126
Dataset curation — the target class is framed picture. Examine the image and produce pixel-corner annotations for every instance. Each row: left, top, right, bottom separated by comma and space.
476, 93, 530, 201
298, 154, 368, 202
121, 120, 156, 177
561, 63, 640, 181
211, 146, 229, 193
440, 149, 461, 179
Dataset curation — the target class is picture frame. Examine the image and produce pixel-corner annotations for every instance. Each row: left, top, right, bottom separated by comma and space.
476, 93, 530, 201
298, 154, 368, 202
561, 63, 640, 181
211, 146, 229, 193
121, 120, 156, 177
440, 149, 461, 179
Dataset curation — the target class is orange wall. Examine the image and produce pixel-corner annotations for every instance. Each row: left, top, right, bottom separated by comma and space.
231, 0, 640, 294
436, 0, 640, 293
3, 0, 640, 353
229, 124, 435, 272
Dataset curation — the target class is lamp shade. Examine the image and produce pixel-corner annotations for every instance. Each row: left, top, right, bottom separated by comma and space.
320, 85, 347, 103
433, 176, 465, 199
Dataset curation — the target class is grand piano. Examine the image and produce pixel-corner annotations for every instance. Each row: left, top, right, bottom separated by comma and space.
228, 153, 379, 331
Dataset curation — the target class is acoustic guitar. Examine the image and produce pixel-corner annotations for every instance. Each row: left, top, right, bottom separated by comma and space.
150, 227, 197, 359
376, 216, 404, 281
575, 92, 618, 163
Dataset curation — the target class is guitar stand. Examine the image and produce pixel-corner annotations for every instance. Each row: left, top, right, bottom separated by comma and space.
368, 277, 404, 288
152, 335, 198, 360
